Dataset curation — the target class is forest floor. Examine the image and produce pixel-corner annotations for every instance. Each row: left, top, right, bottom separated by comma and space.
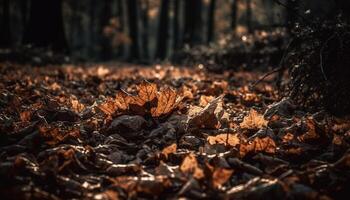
0, 63, 349, 199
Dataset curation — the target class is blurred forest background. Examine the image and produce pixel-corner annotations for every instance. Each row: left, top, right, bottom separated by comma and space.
0, 0, 345, 64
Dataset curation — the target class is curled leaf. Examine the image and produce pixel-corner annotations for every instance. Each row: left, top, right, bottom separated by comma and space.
187, 95, 224, 129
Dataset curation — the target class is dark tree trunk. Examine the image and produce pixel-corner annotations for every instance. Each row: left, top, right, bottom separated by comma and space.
141, 0, 149, 60
89, 0, 97, 58
246, 0, 253, 34
183, 0, 203, 46
231, 0, 238, 32
20, 0, 28, 30
126, 0, 140, 60
155, 0, 170, 59
173, 0, 180, 50
0, 0, 12, 48
207, 0, 216, 43
116, 0, 124, 58
100, 0, 112, 60
23, 0, 68, 52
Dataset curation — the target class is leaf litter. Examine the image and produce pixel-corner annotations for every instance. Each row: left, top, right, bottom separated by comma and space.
0, 63, 350, 199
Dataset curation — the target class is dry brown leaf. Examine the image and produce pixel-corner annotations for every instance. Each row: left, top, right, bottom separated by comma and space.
282, 132, 295, 143
207, 134, 240, 147
187, 96, 223, 129
151, 88, 178, 117
70, 98, 85, 113
242, 93, 260, 103
39, 125, 80, 146
240, 109, 267, 130
161, 143, 177, 159
50, 82, 61, 91
113, 176, 170, 197
20, 110, 32, 122
95, 190, 120, 200
97, 98, 119, 116
332, 120, 350, 132
199, 95, 215, 107
115, 91, 131, 111
132, 81, 157, 106
297, 117, 319, 143
206, 81, 228, 96
111, 176, 137, 194
180, 85, 194, 99
240, 137, 276, 157
97, 82, 181, 118
180, 153, 204, 179
212, 168, 234, 188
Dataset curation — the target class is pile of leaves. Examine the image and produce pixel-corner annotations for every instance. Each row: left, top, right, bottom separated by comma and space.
172, 29, 288, 72
0, 63, 350, 199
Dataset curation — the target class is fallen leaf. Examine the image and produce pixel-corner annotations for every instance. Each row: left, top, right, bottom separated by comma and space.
207, 134, 240, 147
151, 88, 178, 117
131, 81, 157, 106
112, 175, 170, 197
70, 98, 85, 113
180, 153, 204, 179
38, 125, 80, 146
97, 98, 119, 116
20, 110, 32, 122
161, 143, 177, 159
240, 137, 276, 157
187, 95, 224, 129
199, 95, 215, 107
100, 82, 182, 118
94, 190, 120, 200
212, 168, 234, 188
240, 109, 268, 130
115, 91, 131, 111
179, 85, 194, 99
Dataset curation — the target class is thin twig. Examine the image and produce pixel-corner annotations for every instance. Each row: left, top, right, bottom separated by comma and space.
251, 66, 283, 88
251, 37, 295, 89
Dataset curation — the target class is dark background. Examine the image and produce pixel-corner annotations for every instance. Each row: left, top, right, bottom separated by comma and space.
0, 0, 347, 63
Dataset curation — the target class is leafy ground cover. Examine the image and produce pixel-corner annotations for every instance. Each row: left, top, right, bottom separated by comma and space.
0, 63, 349, 199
